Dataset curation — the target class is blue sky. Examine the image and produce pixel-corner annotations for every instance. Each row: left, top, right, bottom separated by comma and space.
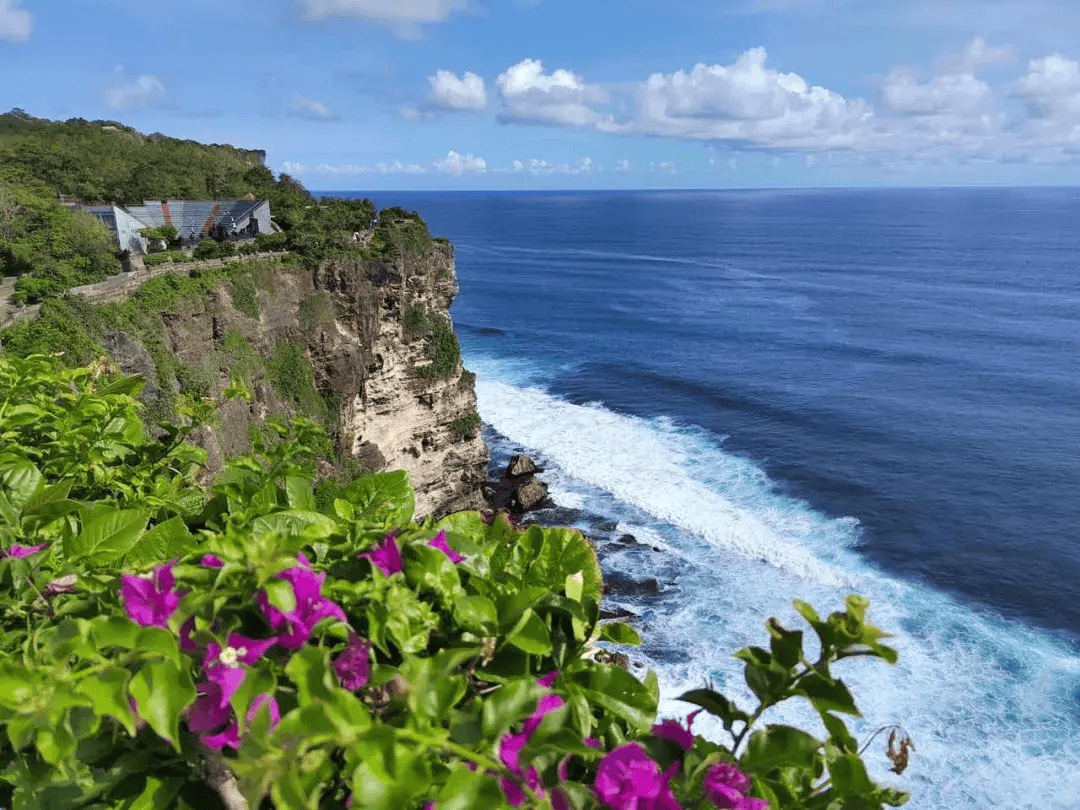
5, 0, 1080, 189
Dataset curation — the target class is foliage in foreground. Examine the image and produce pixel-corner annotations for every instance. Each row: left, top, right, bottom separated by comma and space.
0, 353, 910, 809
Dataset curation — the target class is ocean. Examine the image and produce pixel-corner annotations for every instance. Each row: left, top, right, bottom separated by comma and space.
327, 187, 1080, 809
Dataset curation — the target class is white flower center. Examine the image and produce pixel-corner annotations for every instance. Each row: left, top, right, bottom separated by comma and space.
218, 647, 241, 667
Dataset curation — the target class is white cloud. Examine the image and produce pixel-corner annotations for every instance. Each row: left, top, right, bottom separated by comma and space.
653, 161, 677, 173
278, 160, 425, 175
429, 69, 487, 111
1010, 53, 1080, 116
615, 159, 630, 171
515, 156, 595, 175
882, 69, 991, 115
496, 59, 614, 128
631, 48, 875, 150
300, 0, 463, 24
434, 150, 487, 174
291, 93, 335, 120
0, 0, 32, 42
375, 161, 426, 174
105, 74, 167, 110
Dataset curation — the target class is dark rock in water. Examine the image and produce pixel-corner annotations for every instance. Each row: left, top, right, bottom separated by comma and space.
595, 650, 630, 669
615, 533, 637, 545
604, 573, 662, 596
507, 454, 540, 477
599, 605, 638, 620
594, 520, 619, 532
509, 478, 548, 513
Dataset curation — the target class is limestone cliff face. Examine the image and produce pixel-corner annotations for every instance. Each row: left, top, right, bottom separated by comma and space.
120, 244, 486, 519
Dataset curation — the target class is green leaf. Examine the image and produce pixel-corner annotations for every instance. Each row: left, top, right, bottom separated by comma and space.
252, 509, 339, 541
599, 622, 642, 646
77, 667, 137, 736
767, 618, 803, 670
67, 508, 150, 565
435, 768, 506, 810
565, 662, 657, 733
285, 474, 315, 511
0, 458, 42, 516
796, 672, 860, 717
341, 471, 415, 524
676, 688, 750, 731
285, 645, 335, 704
829, 753, 877, 797
453, 593, 497, 632
124, 516, 195, 568
128, 660, 195, 748
740, 725, 822, 775
264, 578, 297, 615
506, 608, 553, 655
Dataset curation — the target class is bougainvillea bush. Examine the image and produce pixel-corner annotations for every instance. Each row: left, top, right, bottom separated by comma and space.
0, 353, 911, 809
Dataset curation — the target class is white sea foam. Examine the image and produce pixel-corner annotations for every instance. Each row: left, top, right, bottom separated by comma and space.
473, 364, 1080, 810
477, 378, 850, 587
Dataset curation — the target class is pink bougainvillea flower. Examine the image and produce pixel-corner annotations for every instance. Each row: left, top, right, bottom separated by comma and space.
2, 543, 48, 559
202, 722, 241, 751
703, 763, 768, 810
201, 632, 278, 705
427, 530, 466, 563
257, 554, 347, 649
360, 533, 403, 576
652, 719, 695, 752
500, 731, 529, 776
584, 737, 604, 749
538, 670, 560, 688
333, 633, 372, 691
200, 554, 225, 568
593, 743, 680, 810
120, 560, 182, 628
246, 692, 281, 730
187, 681, 233, 732
523, 693, 565, 738
500, 777, 527, 807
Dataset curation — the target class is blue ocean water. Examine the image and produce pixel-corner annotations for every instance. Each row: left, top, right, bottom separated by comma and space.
331, 188, 1080, 809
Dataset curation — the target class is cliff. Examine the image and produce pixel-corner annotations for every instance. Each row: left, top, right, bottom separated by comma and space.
30, 245, 487, 520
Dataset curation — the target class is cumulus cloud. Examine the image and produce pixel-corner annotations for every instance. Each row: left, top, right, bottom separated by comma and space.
429, 69, 487, 111
615, 159, 630, 171
1010, 53, 1080, 116
290, 93, 336, 120
882, 70, 991, 115
513, 156, 595, 175
0, 0, 32, 42
434, 150, 487, 174
631, 48, 874, 150
105, 74, 167, 110
279, 160, 426, 175
496, 59, 614, 128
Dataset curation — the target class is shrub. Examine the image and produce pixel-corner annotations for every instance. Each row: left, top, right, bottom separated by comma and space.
228, 272, 260, 319
192, 239, 220, 260
0, 353, 911, 810
450, 410, 481, 441
254, 231, 289, 251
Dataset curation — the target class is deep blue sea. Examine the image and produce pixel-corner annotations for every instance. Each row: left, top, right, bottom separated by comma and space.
325, 188, 1080, 809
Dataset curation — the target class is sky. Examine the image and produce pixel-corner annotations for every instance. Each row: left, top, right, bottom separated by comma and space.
5, 0, 1080, 189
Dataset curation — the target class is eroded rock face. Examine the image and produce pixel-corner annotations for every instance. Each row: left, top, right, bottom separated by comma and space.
130, 243, 487, 519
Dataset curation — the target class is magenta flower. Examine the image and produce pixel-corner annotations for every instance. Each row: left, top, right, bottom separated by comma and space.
201, 554, 225, 568
500, 731, 529, 775
333, 633, 372, 691
703, 763, 768, 810
652, 719, 695, 752
538, 670, 560, 688
593, 743, 680, 810
120, 561, 182, 628
257, 554, 347, 648
201, 632, 278, 705
202, 722, 240, 751
523, 693, 565, 737
500, 777, 527, 807
187, 681, 233, 732
2, 543, 48, 559
584, 737, 604, 749
360, 533, 403, 576
246, 693, 281, 730
427, 530, 466, 563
